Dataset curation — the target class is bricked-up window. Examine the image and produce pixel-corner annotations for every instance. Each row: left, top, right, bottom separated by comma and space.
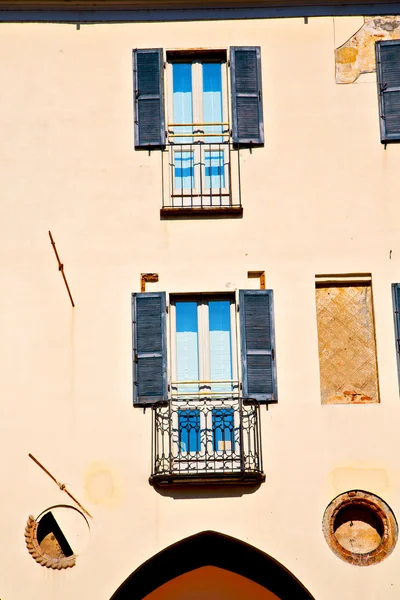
315, 275, 379, 404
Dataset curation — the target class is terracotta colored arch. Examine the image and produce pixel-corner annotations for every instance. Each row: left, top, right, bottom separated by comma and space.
110, 531, 316, 600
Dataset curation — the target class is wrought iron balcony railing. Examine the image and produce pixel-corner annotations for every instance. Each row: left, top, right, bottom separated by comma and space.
161, 123, 242, 216
149, 397, 264, 487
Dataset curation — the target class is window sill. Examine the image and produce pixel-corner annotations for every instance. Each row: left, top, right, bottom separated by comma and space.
160, 206, 243, 219
149, 471, 265, 488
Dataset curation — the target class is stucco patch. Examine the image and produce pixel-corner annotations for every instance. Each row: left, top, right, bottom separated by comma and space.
335, 16, 400, 84
331, 467, 389, 495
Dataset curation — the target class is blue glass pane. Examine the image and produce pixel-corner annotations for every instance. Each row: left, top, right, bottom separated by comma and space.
179, 409, 200, 453
173, 63, 193, 142
176, 301, 199, 392
209, 300, 232, 392
205, 151, 225, 190
203, 63, 223, 141
174, 151, 194, 191
212, 408, 235, 452
209, 300, 231, 331
173, 63, 192, 93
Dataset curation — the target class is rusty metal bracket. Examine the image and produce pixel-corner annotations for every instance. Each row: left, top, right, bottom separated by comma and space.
48, 231, 75, 307
140, 273, 159, 292
247, 270, 265, 290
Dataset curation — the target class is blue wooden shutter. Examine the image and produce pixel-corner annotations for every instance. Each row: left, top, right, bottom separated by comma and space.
376, 41, 400, 143
392, 284, 400, 385
239, 290, 277, 402
132, 292, 167, 405
133, 49, 165, 148
230, 47, 264, 146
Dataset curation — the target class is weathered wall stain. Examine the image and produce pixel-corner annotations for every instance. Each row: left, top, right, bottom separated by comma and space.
331, 467, 389, 495
335, 16, 400, 83
85, 462, 121, 506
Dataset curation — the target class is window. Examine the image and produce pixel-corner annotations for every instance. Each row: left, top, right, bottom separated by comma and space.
133, 47, 264, 213
132, 289, 277, 406
212, 407, 235, 452
133, 289, 274, 485
376, 40, 400, 143
315, 275, 379, 404
170, 296, 237, 396
392, 283, 400, 386
171, 296, 238, 460
178, 408, 201, 453
167, 55, 229, 206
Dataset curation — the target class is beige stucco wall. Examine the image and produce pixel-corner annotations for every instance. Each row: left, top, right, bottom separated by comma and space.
1, 13, 400, 600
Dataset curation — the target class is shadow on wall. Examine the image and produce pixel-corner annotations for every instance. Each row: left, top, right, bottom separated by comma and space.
153, 482, 262, 500
109, 531, 316, 600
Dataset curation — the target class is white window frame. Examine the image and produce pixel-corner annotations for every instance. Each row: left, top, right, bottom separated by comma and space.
169, 294, 239, 398
165, 53, 231, 206
168, 293, 241, 470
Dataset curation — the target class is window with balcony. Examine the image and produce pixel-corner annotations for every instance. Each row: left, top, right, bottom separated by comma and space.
133, 47, 264, 216
166, 53, 232, 212
131, 290, 277, 487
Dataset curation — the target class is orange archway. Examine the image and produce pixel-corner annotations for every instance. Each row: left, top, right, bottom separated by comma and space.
143, 565, 280, 600
110, 531, 315, 600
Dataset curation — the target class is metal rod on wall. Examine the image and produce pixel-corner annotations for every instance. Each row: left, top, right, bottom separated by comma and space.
28, 453, 92, 519
48, 231, 75, 307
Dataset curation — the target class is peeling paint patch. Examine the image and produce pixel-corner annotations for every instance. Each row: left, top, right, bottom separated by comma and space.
335, 16, 400, 84
336, 47, 358, 64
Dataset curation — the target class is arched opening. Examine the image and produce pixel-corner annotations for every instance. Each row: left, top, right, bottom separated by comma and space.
144, 566, 280, 600
110, 531, 315, 600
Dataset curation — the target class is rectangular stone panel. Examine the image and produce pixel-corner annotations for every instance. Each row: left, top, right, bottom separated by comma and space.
316, 280, 379, 404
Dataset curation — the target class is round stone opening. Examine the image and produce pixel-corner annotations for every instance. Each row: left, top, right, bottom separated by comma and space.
323, 490, 398, 566
333, 502, 384, 554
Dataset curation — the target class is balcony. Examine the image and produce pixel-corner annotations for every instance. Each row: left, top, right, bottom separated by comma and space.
149, 396, 264, 487
161, 123, 242, 218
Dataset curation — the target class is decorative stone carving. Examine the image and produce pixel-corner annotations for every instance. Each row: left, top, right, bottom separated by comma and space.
24, 515, 76, 570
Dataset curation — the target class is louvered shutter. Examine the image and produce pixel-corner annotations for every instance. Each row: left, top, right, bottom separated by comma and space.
376, 41, 400, 143
132, 292, 167, 405
239, 290, 277, 402
392, 284, 400, 384
230, 47, 264, 146
133, 49, 166, 148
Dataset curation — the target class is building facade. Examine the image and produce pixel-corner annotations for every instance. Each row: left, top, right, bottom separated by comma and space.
2, 1, 400, 598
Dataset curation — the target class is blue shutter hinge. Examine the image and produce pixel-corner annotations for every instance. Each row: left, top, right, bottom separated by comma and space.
228, 59, 230, 67
164, 62, 167, 69
134, 352, 138, 363
166, 305, 169, 313
272, 348, 275, 360
237, 304, 240, 312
